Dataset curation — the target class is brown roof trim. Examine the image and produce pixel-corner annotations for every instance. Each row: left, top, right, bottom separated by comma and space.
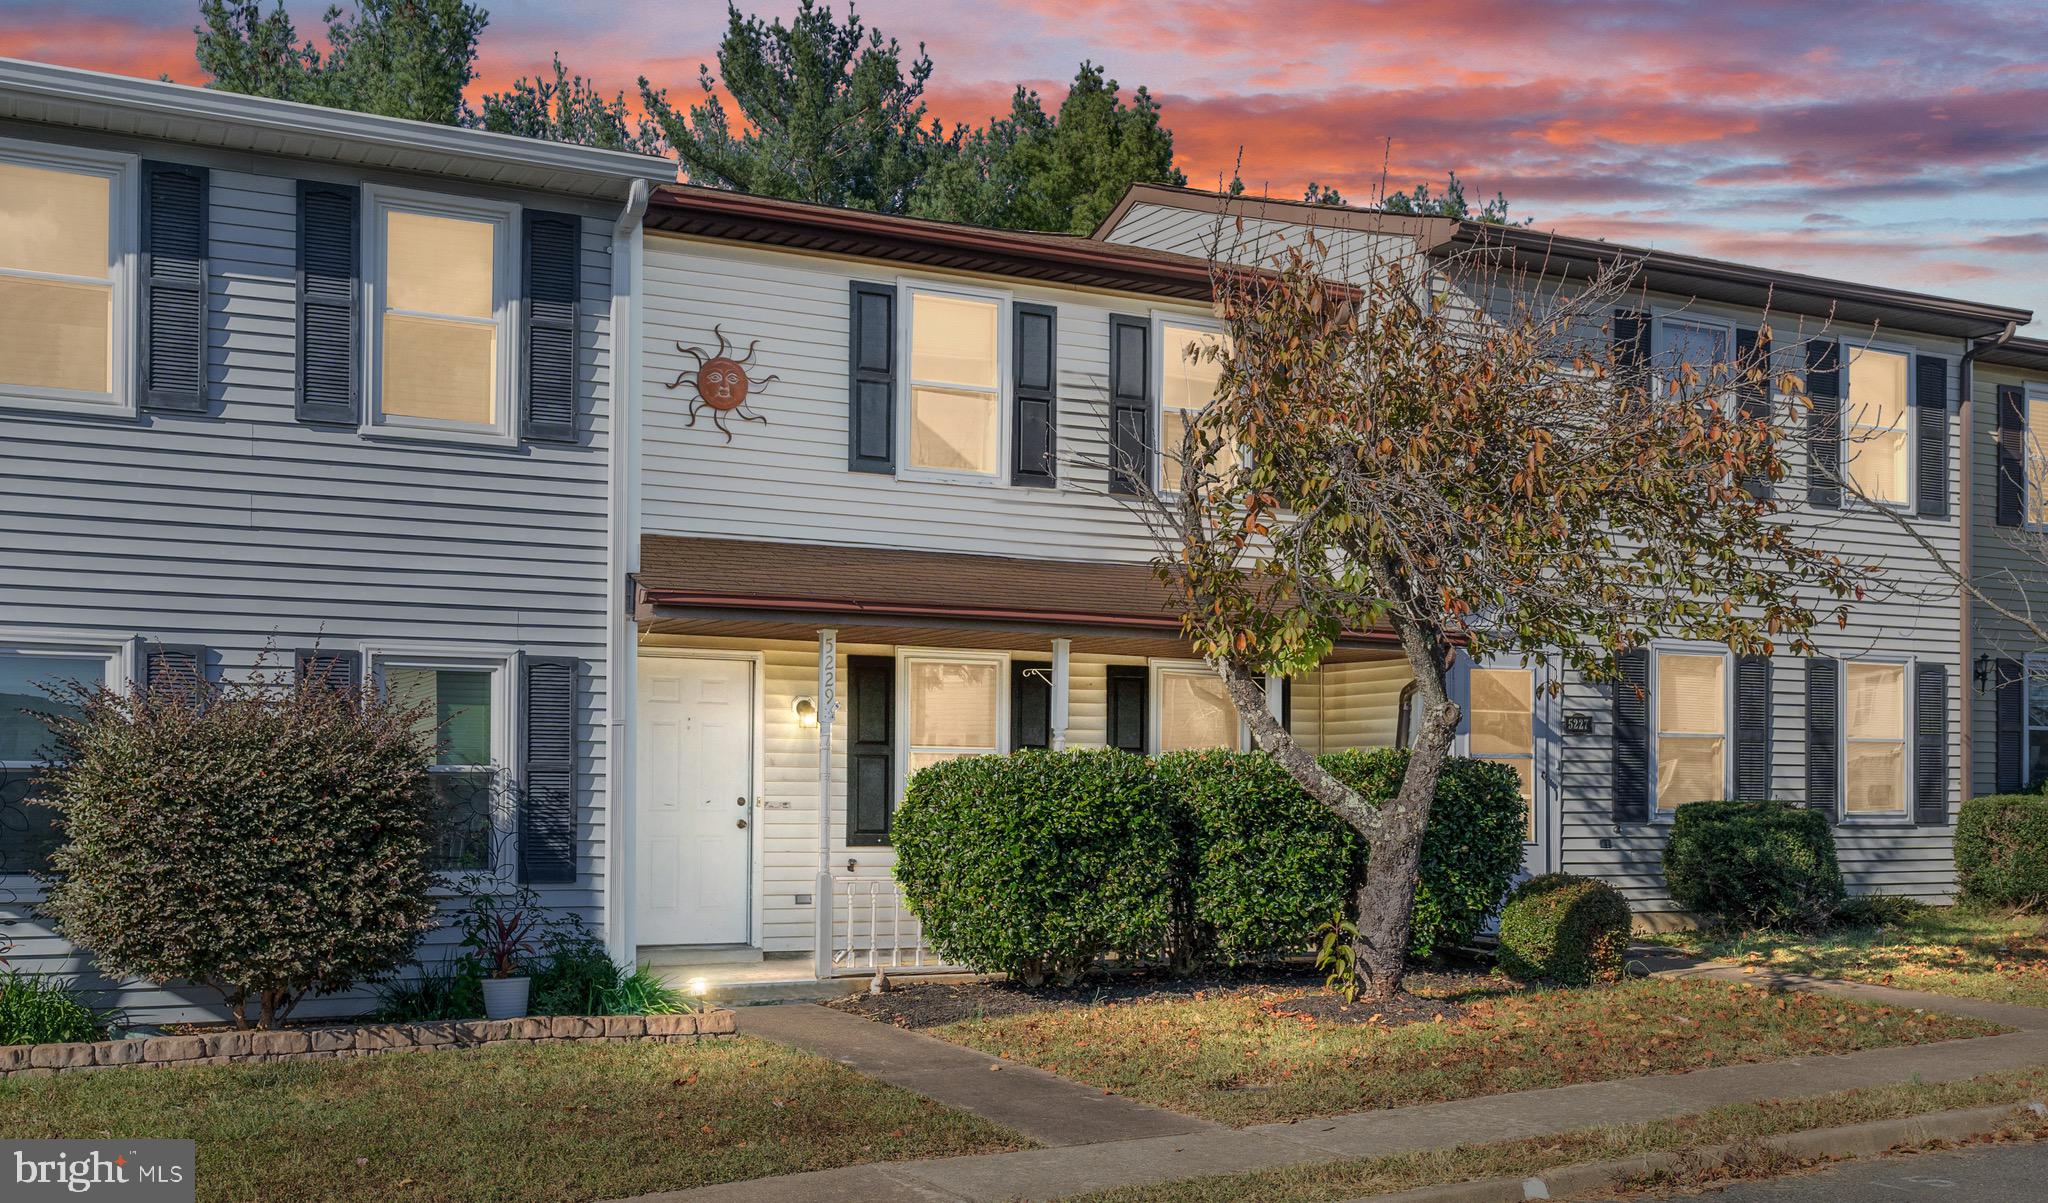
646, 185, 1224, 301
1445, 222, 2031, 340
1979, 334, 2048, 374
1095, 182, 2032, 339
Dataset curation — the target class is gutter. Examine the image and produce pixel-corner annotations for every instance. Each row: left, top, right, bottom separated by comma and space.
1958, 320, 2020, 793
602, 178, 652, 965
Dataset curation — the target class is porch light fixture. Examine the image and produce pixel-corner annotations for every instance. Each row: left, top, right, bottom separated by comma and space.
1973, 655, 1992, 695
793, 695, 818, 728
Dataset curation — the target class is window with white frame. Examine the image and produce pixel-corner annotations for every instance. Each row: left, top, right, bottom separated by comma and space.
0, 642, 119, 876
2027, 658, 2048, 789
1156, 664, 1240, 752
0, 143, 130, 412
906, 289, 1003, 477
380, 658, 505, 871
1159, 320, 1230, 494
368, 189, 513, 438
1469, 667, 1537, 841
1843, 659, 1907, 817
1655, 651, 1727, 812
2028, 385, 2048, 528
1843, 346, 1911, 506
1654, 316, 1734, 404
904, 654, 1003, 775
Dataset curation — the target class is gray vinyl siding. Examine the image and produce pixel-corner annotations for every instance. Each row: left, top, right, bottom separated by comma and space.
1970, 362, 2046, 797
0, 125, 616, 1022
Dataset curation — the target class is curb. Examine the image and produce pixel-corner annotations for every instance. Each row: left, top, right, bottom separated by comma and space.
1335, 1100, 2048, 1203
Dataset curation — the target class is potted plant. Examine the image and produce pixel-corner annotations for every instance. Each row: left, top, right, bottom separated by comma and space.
455, 877, 543, 1020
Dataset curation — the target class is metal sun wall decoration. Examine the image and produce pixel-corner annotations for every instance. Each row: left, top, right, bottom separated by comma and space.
666, 325, 778, 441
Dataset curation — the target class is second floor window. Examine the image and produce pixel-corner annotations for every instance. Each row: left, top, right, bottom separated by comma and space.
1844, 346, 1911, 506
1159, 321, 1230, 494
1655, 651, 1726, 812
368, 190, 513, 440
0, 145, 127, 411
906, 289, 1002, 477
2028, 385, 2048, 527
1655, 317, 1733, 403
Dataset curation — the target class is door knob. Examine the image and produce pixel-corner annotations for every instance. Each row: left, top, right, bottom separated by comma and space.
736, 796, 747, 806
736, 818, 749, 829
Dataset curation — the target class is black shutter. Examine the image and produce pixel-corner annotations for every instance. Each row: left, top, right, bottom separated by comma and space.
522, 210, 581, 443
1913, 661, 1949, 825
520, 657, 578, 883
1805, 657, 1840, 821
1613, 310, 1649, 399
1995, 657, 2025, 792
143, 644, 207, 704
1279, 676, 1293, 733
296, 181, 359, 424
1011, 662, 1053, 749
1997, 384, 2026, 527
1013, 302, 1058, 486
1105, 664, 1149, 753
1734, 654, 1773, 799
140, 162, 209, 413
1806, 339, 1842, 508
294, 648, 360, 696
1611, 648, 1649, 823
1735, 326, 1771, 499
1914, 354, 1949, 517
1108, 314, 1152, 494
848, 282, 897, 473
847, 656, 895, 845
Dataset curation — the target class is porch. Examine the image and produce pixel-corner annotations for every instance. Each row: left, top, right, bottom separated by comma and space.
624, 535, 1421, 981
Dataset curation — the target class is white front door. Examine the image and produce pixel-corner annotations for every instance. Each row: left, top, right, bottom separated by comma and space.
636, 655, 754, 946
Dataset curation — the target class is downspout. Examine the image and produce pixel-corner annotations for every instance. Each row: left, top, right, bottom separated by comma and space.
1958, 320, 2018, 800
605, 178, 652, 966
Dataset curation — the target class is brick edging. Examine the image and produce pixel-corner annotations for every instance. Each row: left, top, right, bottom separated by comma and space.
0, 1009, 738, 1077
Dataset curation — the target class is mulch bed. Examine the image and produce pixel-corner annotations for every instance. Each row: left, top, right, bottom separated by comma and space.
828, 963, 1518, 1030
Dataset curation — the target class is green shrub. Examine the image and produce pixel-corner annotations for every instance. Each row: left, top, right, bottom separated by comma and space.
599, 964, 691, 1015
894, 748, 1177, 985
1322, 748, 1528, 958
1662, 800, 1845, 930
373, 956, 482, 1022
1835, 893, 1931, 929
1956, 794, 2048, 909
0, 971, 107, 1044
1159, 749, 1359, 966
37, 660, 441, 1029
529, 925, 622, 1016
1497, 873, 1632, 985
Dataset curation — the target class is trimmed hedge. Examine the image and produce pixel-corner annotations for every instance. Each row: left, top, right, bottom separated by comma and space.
1956, 794, 2048, 908
898, 746, 1525, 980
893, 748, 1177, 986
1159, 749, 1358, 967
1662, 799, 1845, 931
1497, 873, 1632, 985
1322, 748, 1529, 959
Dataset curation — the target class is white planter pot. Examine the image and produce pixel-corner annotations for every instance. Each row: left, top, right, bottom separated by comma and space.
481, 975, 531, 1020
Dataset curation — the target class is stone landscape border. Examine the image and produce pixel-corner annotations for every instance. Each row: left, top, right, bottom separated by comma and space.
0, 1009, 738, 1077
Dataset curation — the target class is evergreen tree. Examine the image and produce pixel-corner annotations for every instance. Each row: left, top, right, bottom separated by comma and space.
638, 1, 945, 212
474, 54, 665, 155
1380, 171, 1522, 225
195, 0, 486, 125
911, 62, 1186, 234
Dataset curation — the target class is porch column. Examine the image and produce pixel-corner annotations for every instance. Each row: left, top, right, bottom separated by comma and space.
813, 628, 838, 980
1050, 638, 1072, 751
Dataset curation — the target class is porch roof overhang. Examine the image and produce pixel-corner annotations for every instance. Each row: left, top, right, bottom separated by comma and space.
634, 534, 1400, 658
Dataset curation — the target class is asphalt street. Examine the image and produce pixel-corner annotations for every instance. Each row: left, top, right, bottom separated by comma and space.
1651, 1139, 2048, 1201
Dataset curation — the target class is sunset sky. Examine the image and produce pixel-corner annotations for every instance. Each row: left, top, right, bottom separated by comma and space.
5, 0, 2046, 325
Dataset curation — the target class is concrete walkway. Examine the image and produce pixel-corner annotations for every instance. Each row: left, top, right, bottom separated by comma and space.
616, 961, 2048, 1203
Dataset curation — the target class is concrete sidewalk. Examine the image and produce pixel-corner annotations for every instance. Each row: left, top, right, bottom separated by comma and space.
616, 962, 2048, 1203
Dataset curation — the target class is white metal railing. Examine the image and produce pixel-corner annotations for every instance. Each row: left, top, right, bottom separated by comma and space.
828, 876, 960, 976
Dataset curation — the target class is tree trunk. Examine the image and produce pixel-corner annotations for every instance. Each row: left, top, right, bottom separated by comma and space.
1353, 691, 1459, 999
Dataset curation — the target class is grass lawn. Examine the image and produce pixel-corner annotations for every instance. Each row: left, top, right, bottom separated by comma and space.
1645, 906, 2048, 1009
0, 1035, 1027, 1203
935, 977, 2001, 1126
1056, 1065, 2048, 1202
